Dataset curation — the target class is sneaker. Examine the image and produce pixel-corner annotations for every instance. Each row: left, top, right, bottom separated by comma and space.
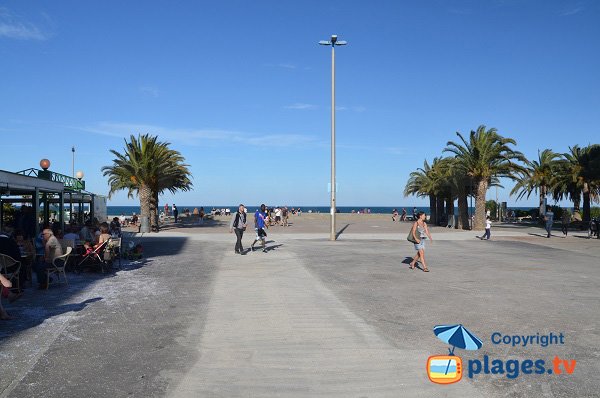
262, 249, 267, 253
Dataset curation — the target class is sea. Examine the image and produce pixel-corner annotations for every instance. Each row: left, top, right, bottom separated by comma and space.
106, 205, 536, 216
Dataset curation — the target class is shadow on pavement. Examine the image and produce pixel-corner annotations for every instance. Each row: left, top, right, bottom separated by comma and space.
0, 297, 103, 339
335, 224, 351, 240
157, 218, 228, 231
0, 237, 189, 338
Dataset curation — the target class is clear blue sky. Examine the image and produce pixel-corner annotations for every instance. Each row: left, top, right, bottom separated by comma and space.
1, 0, 598, 207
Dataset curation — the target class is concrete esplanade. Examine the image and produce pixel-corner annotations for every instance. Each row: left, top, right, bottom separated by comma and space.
1, 214, 599, 397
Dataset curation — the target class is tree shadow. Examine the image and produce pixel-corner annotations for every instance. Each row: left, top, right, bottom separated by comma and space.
156, 218, 228, 231
0, 236, 189, 338
0, 297, 103, 339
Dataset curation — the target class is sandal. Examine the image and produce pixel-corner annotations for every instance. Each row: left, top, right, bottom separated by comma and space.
423, 267, 430, 272
409, 263, 415, 269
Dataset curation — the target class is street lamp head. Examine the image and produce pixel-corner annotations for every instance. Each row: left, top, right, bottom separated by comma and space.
331, 35, 338, 44
335, 40, 347, 46
76, 170, 84, 180
40, 158, 51, 170
318, 40, 331, 46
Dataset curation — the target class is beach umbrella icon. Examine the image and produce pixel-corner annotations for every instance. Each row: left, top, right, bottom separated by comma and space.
433, 324, 482, 355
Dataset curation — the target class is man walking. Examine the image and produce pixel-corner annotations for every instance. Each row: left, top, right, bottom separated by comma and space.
229, 204, 247, 254
544, 206, 554, 238
172, 204, 179, 223
251, 204, 268, 253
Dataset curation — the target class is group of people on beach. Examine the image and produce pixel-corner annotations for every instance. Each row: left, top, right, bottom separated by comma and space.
392, 207, 419, 222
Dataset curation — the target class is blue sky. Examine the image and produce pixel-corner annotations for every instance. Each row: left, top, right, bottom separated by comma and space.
1, 0, 598, 207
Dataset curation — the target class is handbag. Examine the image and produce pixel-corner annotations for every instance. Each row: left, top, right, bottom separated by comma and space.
407, 224, 418, 243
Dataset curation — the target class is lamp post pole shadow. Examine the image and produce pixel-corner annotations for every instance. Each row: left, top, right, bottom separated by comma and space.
319, 35, 347, 241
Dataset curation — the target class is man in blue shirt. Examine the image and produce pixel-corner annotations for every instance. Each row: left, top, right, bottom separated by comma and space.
251, 204, 268, 253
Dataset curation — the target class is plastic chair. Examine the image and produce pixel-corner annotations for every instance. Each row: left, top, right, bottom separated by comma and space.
46, 247, 72, 289
108, 237, 122, 270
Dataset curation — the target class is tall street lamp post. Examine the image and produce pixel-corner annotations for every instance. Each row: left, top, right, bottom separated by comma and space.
319, 34, 347, 241
71, 146, 75, 222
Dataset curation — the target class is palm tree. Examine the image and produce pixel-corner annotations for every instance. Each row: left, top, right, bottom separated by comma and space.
404, 158, 439, 224
553, 145, 600, 222
102, 134, 193, 230
510, 149, 561, 218
150, 150, 193, 228
444, 125, 525, 230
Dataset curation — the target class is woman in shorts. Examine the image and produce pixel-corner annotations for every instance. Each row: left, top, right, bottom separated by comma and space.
409, 211, 433, 272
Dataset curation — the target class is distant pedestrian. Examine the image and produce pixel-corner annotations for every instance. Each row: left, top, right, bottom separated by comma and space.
401, 208, 407, 221
480, 216, 491, 240
392, 209, 399, 222
412, 207, 418, 220
164, 203, 169, 217
229, 204, 247, 255
251, 204, 268, 253
282, 207, 289, 227
561, 211, 571, 237
544, 206, 554, 238
409, 212, 433, 272
173, 204, 179, 223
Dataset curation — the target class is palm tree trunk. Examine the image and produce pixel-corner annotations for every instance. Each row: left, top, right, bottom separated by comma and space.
150, 192, 159, 232
446, 197, 454, 216
539, 186, 546, 218
429, 194, 437, 225
474, 179, 489, 231
457, 188, 469, 230
139, 184, 151, 228
436, 196, 444, 226
583, 183, 591, 222
572, 190, 581, 220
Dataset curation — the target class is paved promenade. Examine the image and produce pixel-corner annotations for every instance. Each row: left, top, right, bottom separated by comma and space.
1, 217, 599, 397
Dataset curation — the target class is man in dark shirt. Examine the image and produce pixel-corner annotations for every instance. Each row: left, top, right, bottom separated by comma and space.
0, 232, 21, 261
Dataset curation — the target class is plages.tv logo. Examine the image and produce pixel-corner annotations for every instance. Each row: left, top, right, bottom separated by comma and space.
427, 324, 482, 384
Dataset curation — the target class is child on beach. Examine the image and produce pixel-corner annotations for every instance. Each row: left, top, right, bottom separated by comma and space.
480, 216, 492, 240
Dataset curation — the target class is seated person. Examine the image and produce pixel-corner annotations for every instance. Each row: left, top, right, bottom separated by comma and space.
34, 229, 63, 289
63, 226, 80, 243
95, 222, 111, 248
79, 221, 94, 243
0, 228, 21, 261
83, 241, 94, 255
109, 217, 122, 237
1, 273, 15, 320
